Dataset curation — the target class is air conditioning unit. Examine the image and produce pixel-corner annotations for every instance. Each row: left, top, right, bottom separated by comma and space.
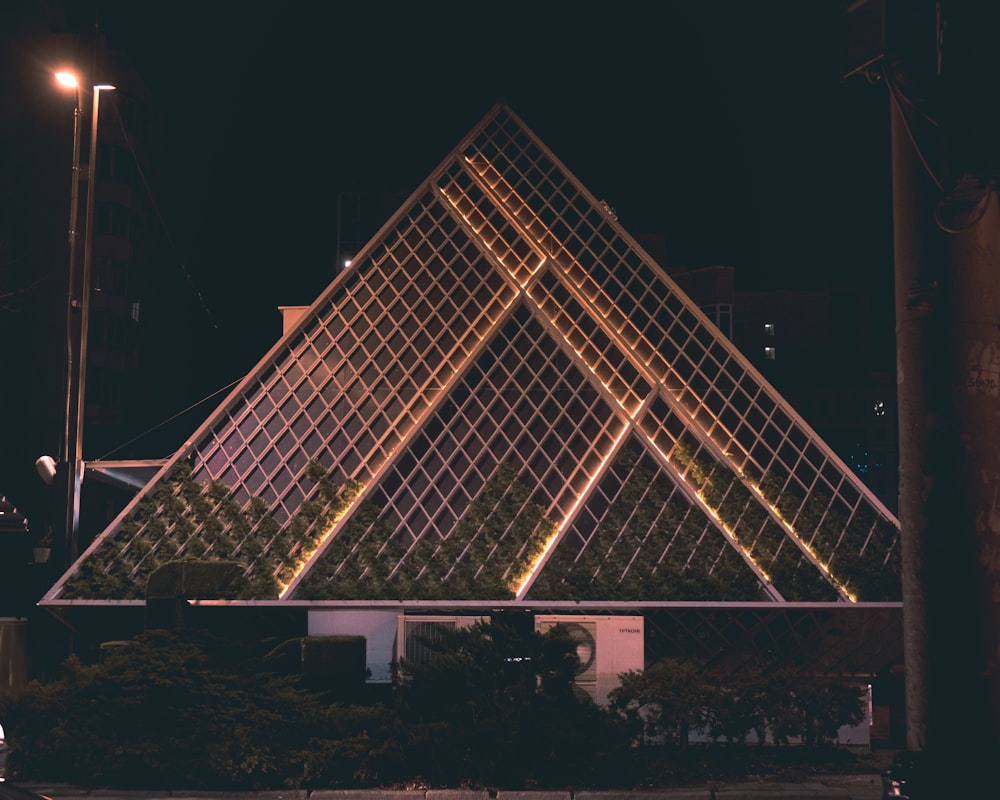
396, 615, 489, 667
534, 615, 644, 705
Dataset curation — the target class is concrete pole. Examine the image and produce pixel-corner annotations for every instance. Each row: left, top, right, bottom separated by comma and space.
890, 68, 1000, 782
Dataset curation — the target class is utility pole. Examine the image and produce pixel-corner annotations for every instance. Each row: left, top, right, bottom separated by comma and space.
845, 0, 1000, 788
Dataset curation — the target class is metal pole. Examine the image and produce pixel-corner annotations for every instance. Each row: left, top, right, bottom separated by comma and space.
890, 59, 1000, 797
66, 84, 111, 564
63, 89, 82, 465
61, 85, 84, 569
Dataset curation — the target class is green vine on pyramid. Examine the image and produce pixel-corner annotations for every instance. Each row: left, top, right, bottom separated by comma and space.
60, 461, 362, 601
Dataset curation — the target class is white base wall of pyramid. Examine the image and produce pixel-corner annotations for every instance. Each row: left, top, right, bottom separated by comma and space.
535, 614, 644, 704
307, 610, 645, 702
308, 609, 399, 683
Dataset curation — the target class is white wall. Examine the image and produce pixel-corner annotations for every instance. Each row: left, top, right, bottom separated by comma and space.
307, 609, 399, 683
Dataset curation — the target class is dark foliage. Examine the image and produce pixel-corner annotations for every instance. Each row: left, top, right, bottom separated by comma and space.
0, 629, 395, 789
0, 626, 869, 790
394, 621, 632, 787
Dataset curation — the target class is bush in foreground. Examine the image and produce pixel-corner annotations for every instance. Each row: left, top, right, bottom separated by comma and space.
0, 625, 869, 790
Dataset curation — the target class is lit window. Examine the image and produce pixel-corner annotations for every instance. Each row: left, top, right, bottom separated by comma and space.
764, 323, 775, 336
764, 346, 776, 360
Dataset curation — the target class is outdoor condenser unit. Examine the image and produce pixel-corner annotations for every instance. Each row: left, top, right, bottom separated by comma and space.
395, 615, 489, 666
534, 614, 644, 705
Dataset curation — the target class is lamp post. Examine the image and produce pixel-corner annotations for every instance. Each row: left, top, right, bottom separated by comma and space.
53, 71, 81, 474
54, 70, 115, 564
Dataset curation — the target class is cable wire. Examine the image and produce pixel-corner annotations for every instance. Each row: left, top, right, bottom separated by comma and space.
882, 62, 944, 193
934, 180, 993, 233
879, 62, 995, 234
99, 376, 242, 459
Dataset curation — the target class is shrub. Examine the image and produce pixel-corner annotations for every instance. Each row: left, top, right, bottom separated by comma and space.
394, 621, 632, 787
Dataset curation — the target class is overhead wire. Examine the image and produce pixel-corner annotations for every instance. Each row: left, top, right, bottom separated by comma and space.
95, 94, 236, 460
933, 179, 993, 233
881, 61, 944, 193
98, 376, 243, 460
880, 60, 994, 233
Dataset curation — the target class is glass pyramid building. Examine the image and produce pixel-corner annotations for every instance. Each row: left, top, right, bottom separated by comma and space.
43, 105, 901, 609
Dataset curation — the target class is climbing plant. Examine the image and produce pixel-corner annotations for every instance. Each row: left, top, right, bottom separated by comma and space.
528, 442, 765, 601
671, 441, 838, 601
297, 462, 558, 601
58, 460, 361, 601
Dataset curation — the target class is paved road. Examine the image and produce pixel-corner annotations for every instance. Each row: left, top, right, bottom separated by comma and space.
17, 775, 885, 800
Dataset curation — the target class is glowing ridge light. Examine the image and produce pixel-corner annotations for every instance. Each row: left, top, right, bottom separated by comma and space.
745, 479, 857, 602
513, 425, 631, 599
546, 328, 641, 416
458, 156, 550, 283
438, 188, 544, 286
509, 521, 561, 597
698, 488, 773, 585
277, 484, 364, 598
644, 436, 776, 594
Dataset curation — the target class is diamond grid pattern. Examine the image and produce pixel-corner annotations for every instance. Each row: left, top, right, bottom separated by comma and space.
527, 437, 765, 602
47, 104, 900, 605
295, 304, 625, 599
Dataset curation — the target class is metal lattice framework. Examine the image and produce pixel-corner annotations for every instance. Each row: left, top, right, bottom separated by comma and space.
44, 105, 900, 607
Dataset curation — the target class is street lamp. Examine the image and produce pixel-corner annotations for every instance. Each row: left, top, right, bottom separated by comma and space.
53, 71, 82, 474
53, 69, 115, 564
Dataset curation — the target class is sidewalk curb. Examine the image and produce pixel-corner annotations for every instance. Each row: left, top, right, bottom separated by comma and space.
14, 784, 878, 800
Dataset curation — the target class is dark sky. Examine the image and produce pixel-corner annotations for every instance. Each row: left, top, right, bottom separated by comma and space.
84, 0, 892, 299
0, 0, 896, 514
7, 0, 895, 348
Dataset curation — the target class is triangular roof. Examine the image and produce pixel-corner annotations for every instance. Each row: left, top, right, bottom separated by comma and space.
43, 105, 901, 608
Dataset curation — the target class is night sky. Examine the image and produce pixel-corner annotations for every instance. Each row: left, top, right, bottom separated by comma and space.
1, 0, 895, 522
82, 0, 893, 316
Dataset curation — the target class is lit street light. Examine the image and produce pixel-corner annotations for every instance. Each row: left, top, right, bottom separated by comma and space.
53, 70, 82, 477
50, 69, 115, 565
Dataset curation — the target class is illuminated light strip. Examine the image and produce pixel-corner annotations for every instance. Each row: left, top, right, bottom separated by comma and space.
643, 435, 781, 600
563, 339, 642, 416
745, 482, 856, 603
513, 423, 631, 600
460, 158, 674, 417
463, 160, 553, 252
700, 501, 772, 585
463, 155, 683, 417
277, 483, 365, 598
529, 291, 645, 418
438, 187, 544, 285
524, 265, 672, 417
508, 521, 561, 597
459, 157, 551, 284
451, 195, 545, 282
281, 296, 524, 597
640, 396, 846, 600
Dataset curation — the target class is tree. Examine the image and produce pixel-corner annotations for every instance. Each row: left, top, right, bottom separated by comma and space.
704, 676, 767, 745
395, 620, 629, 787
762, 671, 866, 746
0, 628, 384, 789
608, 659, 711, 750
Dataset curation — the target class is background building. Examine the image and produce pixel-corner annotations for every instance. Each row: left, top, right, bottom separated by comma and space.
671, 265, 898, 513
0, 2, 174, 684
0, 5, 167, 556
